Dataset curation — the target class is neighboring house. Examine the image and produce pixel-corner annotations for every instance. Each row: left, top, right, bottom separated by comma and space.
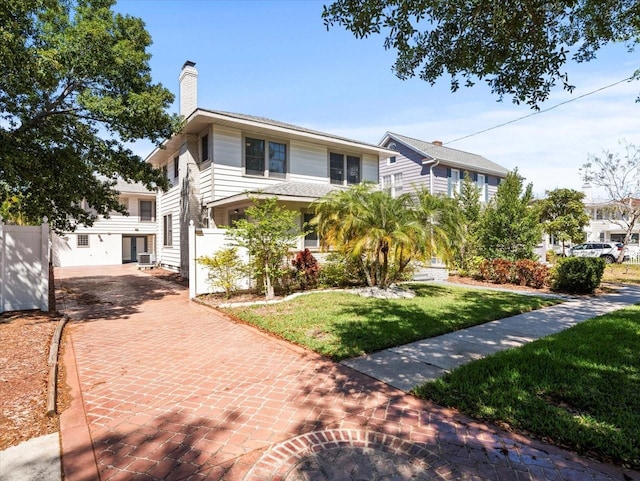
144, 61, 394, 277
583, 198, 640, 257
378, 132, 509, 200
52, 179, 157, 267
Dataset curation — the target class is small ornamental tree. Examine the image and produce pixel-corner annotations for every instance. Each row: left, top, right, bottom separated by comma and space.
197, 247, 246, 299
452, 173, 482, 273
228, 197, 300, 300
538, 188, 590, 256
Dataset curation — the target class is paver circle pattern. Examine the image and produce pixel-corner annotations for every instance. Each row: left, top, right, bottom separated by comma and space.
243, 429, 452, 481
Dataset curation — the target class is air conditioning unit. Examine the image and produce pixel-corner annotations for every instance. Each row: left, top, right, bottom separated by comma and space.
137, 252, 156, 268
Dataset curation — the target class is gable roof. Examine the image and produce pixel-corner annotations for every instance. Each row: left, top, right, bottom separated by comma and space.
381, 132, 509, 176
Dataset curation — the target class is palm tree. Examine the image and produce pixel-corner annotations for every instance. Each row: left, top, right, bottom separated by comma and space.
313, 183, 453, 288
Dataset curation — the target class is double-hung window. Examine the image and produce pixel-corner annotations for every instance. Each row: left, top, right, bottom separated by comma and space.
477, 173, 488, 202
382, 174, 402, 197
173, 156, 179, 179
330, 153, 361, 185
245, 137, 287, 177
163, 214, 173, 246
303, 212, 318, 248
139, 200, 155, 222
448, 168, 461, 197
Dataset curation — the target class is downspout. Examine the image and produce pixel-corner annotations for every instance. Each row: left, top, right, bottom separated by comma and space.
421, 159, 440, 194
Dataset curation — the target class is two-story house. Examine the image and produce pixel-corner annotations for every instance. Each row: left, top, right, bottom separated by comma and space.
145, 61, 394, 277
52, 179, 157, 266
378, 132, 509, 200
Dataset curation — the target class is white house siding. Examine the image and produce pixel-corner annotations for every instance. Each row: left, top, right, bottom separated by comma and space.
213, 126, 242, 167
52, 193, 157, 267
158, 184, 181, 271
290, 140, 328, 178
199, 164, 213, 207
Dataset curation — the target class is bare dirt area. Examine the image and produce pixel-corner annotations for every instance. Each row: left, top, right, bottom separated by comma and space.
0, 311, 61, 450
142, 266, 189, 287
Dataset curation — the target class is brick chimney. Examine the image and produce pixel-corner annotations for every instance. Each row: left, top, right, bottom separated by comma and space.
179, 60, 198, 118
432, 140, 443, 146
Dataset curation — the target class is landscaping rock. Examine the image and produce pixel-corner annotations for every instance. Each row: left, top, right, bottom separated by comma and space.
353, 285, 416, 299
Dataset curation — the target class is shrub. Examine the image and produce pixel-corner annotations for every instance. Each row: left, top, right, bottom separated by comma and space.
478, 258, 515, 284
514, 259, 549, 288
291, 249, 319, 290
318, 253, 366, 288
197, 247, 247, 299
551, 257, 606, 294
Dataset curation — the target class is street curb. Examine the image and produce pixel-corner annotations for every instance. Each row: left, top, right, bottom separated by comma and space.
46, 315, 69, 416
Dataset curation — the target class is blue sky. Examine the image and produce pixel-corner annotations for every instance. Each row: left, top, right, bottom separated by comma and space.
116, 0, 640, 197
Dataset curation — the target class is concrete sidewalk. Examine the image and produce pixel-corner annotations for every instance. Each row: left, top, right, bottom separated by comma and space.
343, 283, 640, 392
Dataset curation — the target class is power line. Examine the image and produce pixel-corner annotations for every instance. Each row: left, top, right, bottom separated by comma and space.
444, 76, 636, 145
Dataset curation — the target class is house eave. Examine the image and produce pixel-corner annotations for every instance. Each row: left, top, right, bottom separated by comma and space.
146, 109, 395, 166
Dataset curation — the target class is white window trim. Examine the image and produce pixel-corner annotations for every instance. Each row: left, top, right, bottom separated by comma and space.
163, 214, 173, 247
139, 199, 156, 222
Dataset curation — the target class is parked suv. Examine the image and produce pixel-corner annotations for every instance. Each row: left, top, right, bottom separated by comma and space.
568, 242, 629, 263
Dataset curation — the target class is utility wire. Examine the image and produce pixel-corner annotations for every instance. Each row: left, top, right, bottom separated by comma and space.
444, 75, 636, 145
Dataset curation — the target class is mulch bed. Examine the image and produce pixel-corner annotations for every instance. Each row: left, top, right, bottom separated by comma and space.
0, 311, 61, 450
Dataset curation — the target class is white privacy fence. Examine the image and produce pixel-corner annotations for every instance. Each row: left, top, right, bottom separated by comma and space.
0, 221, 49, 313
188, 221, 250, 298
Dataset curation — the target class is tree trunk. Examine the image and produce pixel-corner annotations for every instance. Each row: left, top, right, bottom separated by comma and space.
264, 261, 275, 300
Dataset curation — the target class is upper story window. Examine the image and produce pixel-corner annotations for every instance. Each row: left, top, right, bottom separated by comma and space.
448, 168, 461, 197
173, 156, 179, 178
162, 164, 168, 178
477, 173, 488, 202
245, 136, 287, 178
330, 153, 360, 185
139, 200, 156, 222
388, 156, 397, 165
201, 134, 209, 162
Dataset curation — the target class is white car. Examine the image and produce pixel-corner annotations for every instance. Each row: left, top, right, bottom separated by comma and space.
569, 242, 629, 263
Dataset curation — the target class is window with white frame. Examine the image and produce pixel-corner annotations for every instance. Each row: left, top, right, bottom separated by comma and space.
139, 200, 156, 222
448, 168, 461, 197
244, 136, 287, 178
163, 214, 173, 246
382, 174, 403, 197
173, 156, 179, 179
77, 234, 89, 247
330, 153, 360, 185
477, 173, 488, 202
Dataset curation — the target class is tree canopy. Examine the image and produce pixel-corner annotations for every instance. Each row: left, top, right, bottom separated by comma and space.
0, 0, 179, 231
323, 0, 640, 108
538, 188, 590, 255
479, 170, 541, 260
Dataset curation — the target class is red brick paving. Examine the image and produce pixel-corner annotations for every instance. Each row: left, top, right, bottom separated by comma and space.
57, 265, 639, 481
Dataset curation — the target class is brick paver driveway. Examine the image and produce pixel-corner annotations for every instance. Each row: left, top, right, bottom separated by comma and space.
56, 265, 636, 481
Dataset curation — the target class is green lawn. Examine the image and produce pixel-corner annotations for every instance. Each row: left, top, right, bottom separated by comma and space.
413, 305, 640, 469
603, 263, 640, 284
223, 284, 559, 361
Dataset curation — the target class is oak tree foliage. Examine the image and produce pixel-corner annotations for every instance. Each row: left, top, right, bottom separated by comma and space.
0, 0, 180, 231
323, 0, 640, 108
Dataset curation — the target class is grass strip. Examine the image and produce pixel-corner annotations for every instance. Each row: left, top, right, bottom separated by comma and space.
413, 305, 640, 468
223, 283, 559, 361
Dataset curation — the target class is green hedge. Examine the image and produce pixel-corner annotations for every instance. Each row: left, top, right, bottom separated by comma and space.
552, 257, 605, 293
